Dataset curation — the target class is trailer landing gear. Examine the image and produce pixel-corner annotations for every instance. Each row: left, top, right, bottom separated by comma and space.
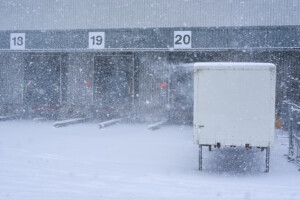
265, 147, 270, 173
198, 145, 271, 172
199, 145, 202, 170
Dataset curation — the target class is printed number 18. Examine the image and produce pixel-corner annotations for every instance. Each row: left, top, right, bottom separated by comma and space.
12, 36, 23, 46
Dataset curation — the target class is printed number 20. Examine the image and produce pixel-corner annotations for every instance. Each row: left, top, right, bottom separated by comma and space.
175, 34, 191, 45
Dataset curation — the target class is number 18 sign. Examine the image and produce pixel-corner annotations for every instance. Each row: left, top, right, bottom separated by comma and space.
10, 33, 25, 50
89, 32, 105, 49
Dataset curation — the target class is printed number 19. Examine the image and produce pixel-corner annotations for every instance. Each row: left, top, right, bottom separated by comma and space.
91, 36, 102, 45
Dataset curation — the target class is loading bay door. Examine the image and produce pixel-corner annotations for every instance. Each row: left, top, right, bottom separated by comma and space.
93, 55, 134, 118
24, 55, 61, 116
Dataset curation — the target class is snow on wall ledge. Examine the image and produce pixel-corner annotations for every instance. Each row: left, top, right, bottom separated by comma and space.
0, 0, 300, 30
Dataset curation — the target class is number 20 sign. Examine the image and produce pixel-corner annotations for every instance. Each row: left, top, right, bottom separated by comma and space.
89, 32, 105, 49
174, 31, 192, 49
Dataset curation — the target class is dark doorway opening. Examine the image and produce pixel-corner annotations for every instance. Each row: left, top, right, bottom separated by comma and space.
169, 66, 193, 124
93, 55, 134, 119
24, 55, 61, 118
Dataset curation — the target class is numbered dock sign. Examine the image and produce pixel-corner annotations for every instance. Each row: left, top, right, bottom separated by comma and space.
174, 31, 191, 49
89, 32, 105, 49
10, 33, 25, 50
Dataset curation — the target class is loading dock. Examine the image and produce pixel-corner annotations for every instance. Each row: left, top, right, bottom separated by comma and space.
0, 25, 299, 124
0, 50, 298, 125
169, 65, 193, 124
93, 55, 134, 119
23, 55, 61, 118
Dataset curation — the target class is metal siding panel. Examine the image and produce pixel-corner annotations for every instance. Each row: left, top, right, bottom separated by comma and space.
192, 28, 228, 49
26, 31, 87, 49
1, 0, 300, 30
0, 32, 9, 49
0, 26, 300, 50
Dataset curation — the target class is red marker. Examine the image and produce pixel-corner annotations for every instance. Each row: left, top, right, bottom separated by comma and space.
88, 82, 91, 86
162, 83, 166, 88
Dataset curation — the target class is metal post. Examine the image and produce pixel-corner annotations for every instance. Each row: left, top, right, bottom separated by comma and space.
59, 55, 62, 105
288, 105, 294, 158
199, 145, 202, 170
265, 147, 270, 173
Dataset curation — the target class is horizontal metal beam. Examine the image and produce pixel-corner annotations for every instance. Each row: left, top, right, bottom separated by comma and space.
0, 26, 300, 51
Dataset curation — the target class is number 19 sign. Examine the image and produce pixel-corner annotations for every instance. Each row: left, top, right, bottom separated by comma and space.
10, 33, 25, 50
174, 31, 192, 49
89, 32, 105, 49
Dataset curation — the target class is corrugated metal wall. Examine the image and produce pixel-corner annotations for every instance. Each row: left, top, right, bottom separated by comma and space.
0, 0, 300, 30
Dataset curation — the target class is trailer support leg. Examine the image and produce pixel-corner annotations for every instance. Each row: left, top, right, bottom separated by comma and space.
265, 147, 270, 173
199, 145, 202, 170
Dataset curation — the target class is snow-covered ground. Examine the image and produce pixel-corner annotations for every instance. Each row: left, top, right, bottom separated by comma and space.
0, 120, 299, 200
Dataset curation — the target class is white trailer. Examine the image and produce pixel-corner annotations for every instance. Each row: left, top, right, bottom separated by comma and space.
193, 62, 276, 172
